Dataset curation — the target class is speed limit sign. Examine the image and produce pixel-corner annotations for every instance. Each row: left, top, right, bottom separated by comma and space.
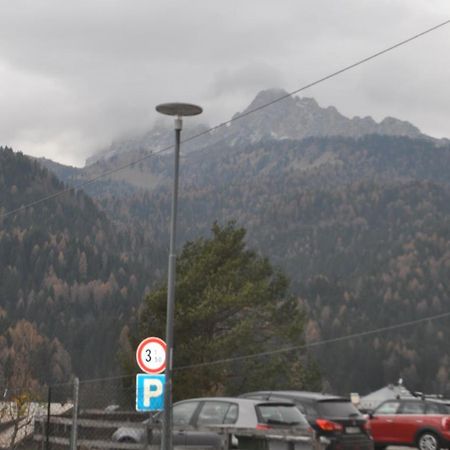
136, 337, 167, 374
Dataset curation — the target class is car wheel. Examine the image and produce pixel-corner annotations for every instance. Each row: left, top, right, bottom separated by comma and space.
417, 432, 440, 450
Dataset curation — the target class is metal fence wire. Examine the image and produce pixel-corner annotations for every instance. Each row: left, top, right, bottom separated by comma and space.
1, 378, 319, 450
34, 377, 148, 450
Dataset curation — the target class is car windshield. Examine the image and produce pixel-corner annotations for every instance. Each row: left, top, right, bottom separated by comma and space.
317, 400, 362, 418
257, 404, 309, 426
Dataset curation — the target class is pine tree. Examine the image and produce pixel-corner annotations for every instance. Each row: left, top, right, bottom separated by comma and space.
137, 222, 321, 399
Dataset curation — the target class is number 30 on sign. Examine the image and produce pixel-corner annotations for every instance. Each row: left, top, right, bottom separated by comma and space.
136, 337, 167, 374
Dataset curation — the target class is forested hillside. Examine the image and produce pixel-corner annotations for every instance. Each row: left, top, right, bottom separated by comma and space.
8, 90, 450, 396
294, 181, 450, 394
0, 147, 163, 385
86, 135, 450, 277
80, 134, 450, 395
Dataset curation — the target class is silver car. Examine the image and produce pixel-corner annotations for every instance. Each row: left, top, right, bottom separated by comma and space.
112, 396, 311, 447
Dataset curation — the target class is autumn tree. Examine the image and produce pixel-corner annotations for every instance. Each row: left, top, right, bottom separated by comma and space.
0, 320, 72, 388
138, 222, 321, 399
0, 392, 38, 449
0, 321, 68, 449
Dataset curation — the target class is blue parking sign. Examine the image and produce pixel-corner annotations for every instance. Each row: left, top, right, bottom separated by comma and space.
136, 374, 166, 412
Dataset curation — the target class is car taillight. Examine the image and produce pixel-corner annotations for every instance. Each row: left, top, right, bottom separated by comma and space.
442, 417, 450, 431
256, 423, 272, 430
316, 419, 343, 432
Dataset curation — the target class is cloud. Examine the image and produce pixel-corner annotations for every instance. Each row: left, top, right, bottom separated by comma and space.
210, 62, 284, 97
0, 0, 449, 165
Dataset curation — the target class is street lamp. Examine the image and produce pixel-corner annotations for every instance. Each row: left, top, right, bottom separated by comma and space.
155, 102, 203, 450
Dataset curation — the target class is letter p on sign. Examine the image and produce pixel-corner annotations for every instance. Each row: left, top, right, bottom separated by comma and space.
136, 374, 165, 411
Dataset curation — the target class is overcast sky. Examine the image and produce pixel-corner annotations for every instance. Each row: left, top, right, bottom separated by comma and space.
0, 1, 449, 166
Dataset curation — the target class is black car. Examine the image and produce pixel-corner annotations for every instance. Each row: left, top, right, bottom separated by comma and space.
241, 391, 374, 450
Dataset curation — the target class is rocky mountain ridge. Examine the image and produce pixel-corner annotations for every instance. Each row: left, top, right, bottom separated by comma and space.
221, 88, 423, 144
86, 88, 425, 166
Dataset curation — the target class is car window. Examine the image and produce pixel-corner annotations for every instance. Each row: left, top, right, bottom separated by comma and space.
399, 402, 425, 414
293, 402, 306, 414
426, 402, 443, 414
224, 404, 238, 424
317, 400, 362, 418
375, 401, 400, 415
173, 401, 200, 426
197, 401, 236, 425
296, 402, 318, 417
264, 396, 317, 418
257, 404, 309, 426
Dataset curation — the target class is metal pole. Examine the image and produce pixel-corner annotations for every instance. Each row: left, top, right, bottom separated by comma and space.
70, 377, 79, 450
45, 386, 52, 450
162, 116, 182, 450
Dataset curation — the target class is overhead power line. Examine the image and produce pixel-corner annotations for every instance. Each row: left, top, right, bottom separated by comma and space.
1, 18, 449, 220
41, 309, 450, 387
174, 310, 450, 372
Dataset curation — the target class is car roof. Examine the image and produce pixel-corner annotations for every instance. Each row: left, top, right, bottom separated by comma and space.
176, 396, 297, 406
243, 391, 348, 402
400, 398, 450, 407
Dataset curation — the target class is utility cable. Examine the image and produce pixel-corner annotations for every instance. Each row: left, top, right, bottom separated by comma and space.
174, 310, 450, 371
1, 18, 449, 220
48, 310, 450, 386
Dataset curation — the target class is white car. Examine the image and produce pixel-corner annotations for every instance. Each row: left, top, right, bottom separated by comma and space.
112, 396, 312, 447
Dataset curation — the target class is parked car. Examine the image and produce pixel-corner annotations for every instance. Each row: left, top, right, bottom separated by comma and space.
112, 396, 312, 448
368, 397, 450, 450
241, 391, 374, 450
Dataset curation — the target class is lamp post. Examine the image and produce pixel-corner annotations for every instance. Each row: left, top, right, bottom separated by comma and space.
155, 102, 203, 450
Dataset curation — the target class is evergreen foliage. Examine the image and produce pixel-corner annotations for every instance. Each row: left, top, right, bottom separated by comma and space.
102, 135, 450, 396
138, 222, 320, 399
3, 131, 450, 397
0, 146, 162, 383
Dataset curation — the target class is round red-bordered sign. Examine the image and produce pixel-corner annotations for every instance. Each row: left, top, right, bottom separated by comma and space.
136, 337, 167, 374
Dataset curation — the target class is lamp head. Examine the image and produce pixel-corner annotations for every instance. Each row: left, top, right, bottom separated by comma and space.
156, 103, 202, 117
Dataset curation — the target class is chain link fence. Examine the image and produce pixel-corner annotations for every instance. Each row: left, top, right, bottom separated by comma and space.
1, 377, 317, 450
33, 376, 149, 450
0, 377, 146, 450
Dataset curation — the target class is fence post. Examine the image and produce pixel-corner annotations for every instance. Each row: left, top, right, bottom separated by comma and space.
45, 385, 52, 450
70, 377, 79, 450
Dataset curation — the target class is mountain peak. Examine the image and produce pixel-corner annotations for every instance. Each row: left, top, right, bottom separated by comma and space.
228, 89, 424, 143
86, 88, 427, 166
247, 88, 291, 108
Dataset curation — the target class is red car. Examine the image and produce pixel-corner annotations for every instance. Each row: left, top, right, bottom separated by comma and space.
368, 398, 450, 450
